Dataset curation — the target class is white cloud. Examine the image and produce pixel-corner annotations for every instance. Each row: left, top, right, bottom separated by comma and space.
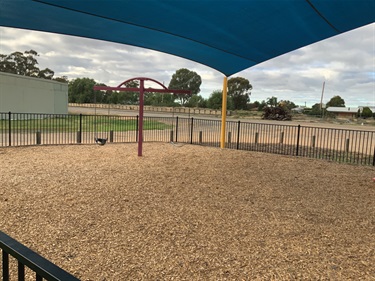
0, 23, 374, 107
241, 23, 375, 107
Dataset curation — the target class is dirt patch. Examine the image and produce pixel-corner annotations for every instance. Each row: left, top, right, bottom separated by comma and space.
1, 143, 374, 280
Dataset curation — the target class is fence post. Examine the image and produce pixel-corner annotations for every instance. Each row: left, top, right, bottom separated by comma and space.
110, 130, 114, 142
255, 132, 259, 144
18, 261, 25, 280
228, 132, 232, 144
311, 135, 316, 148
7, 111, 12, 146
175, 116, 179, 143
170, 130, 174, 142
190, 117, 194, 144
199, 131, 202, 144
76, 114, 82, 144
76, 131, 81, 143
279, 131, 284, 144
345, 138, 350, 152
296, 125, 301, 156
373, 145, 375, 166
3, 250, 9, 279
36, 131, 41, 145
236, 120, 241, 150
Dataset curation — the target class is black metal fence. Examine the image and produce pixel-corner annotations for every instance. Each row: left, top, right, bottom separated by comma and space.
1, 112, 374, 165
0, 231, 79, 281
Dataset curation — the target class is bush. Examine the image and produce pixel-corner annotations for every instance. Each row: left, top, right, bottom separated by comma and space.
262, 106, 292, 121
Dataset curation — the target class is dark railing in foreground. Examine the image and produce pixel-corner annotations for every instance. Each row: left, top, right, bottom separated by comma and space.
1, 112, 374, 166
0, 231, 79, 281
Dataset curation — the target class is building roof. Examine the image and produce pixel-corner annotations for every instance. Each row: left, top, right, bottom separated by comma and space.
1, 1, 374, 76
326, 107, 358, 113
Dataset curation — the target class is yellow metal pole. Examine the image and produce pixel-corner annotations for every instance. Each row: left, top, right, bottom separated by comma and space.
220, 76, 228, 148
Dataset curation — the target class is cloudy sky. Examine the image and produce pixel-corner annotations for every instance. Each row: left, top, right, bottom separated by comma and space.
0, 23, 374, 107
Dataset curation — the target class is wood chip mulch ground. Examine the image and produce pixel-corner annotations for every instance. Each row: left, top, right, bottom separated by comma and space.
0, 143, 374, 280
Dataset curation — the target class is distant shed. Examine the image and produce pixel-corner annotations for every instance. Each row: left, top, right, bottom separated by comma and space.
0, 72, 68, 114
326, 107, 358, 119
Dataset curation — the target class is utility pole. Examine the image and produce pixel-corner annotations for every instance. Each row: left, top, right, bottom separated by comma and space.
320, 81, 325, 118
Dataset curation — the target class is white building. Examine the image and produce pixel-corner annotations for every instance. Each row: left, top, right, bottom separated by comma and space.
326, 107, 358, 119
0, 72, 68, 114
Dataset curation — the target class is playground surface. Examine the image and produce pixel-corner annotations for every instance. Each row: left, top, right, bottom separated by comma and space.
1, 143, 374, 280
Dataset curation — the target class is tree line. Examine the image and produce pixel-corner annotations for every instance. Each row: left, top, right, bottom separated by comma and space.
1, 50, 373, 117
68, 70, 253, 110
0, 50, 68, 82
0, 50, 253, 110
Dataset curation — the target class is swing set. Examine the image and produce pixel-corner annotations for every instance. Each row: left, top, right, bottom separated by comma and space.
93, 90, 109, 145
93, 77, 190, 156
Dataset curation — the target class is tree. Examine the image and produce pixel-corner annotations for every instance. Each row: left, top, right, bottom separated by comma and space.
144, 93, 177, 106
102, 80, 140, 105
38, 67, 54, 79
0, 50, 55, 79
53, 76, 69, 83
185, 94, 207, 108
257, 100, 267, 111
207, 90, 233, 110
93, 83, 113, 104
121, 80, 139, 105
168, 68, 202, 105
361, 107, 373, 118
308, 103, 323, 116
68, 77, 98, 103
249, 101, 260, 110
326, 95, 345, 107
279, 100, 296, 110
266, 96, 278, 107
227, 77, 252, 110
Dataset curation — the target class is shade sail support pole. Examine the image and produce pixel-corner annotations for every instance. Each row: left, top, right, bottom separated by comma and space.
220, 76, 228, 149
138, 79, 144, 156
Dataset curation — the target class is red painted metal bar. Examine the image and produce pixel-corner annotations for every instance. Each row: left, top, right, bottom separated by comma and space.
117, 77, 168, 90
93, 86, 189, 94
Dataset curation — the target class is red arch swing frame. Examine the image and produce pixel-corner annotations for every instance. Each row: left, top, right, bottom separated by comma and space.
94, 77, 190, 156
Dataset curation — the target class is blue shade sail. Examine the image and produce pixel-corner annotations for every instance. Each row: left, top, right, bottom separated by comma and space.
0, 0, 374, 76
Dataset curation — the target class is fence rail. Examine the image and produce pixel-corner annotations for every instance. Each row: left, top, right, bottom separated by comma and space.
68, 102, 223, 116
0, 231, 79, 281
1, 112, 374, 165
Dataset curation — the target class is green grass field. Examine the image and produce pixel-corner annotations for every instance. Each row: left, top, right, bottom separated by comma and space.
0, 115, 171, 132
